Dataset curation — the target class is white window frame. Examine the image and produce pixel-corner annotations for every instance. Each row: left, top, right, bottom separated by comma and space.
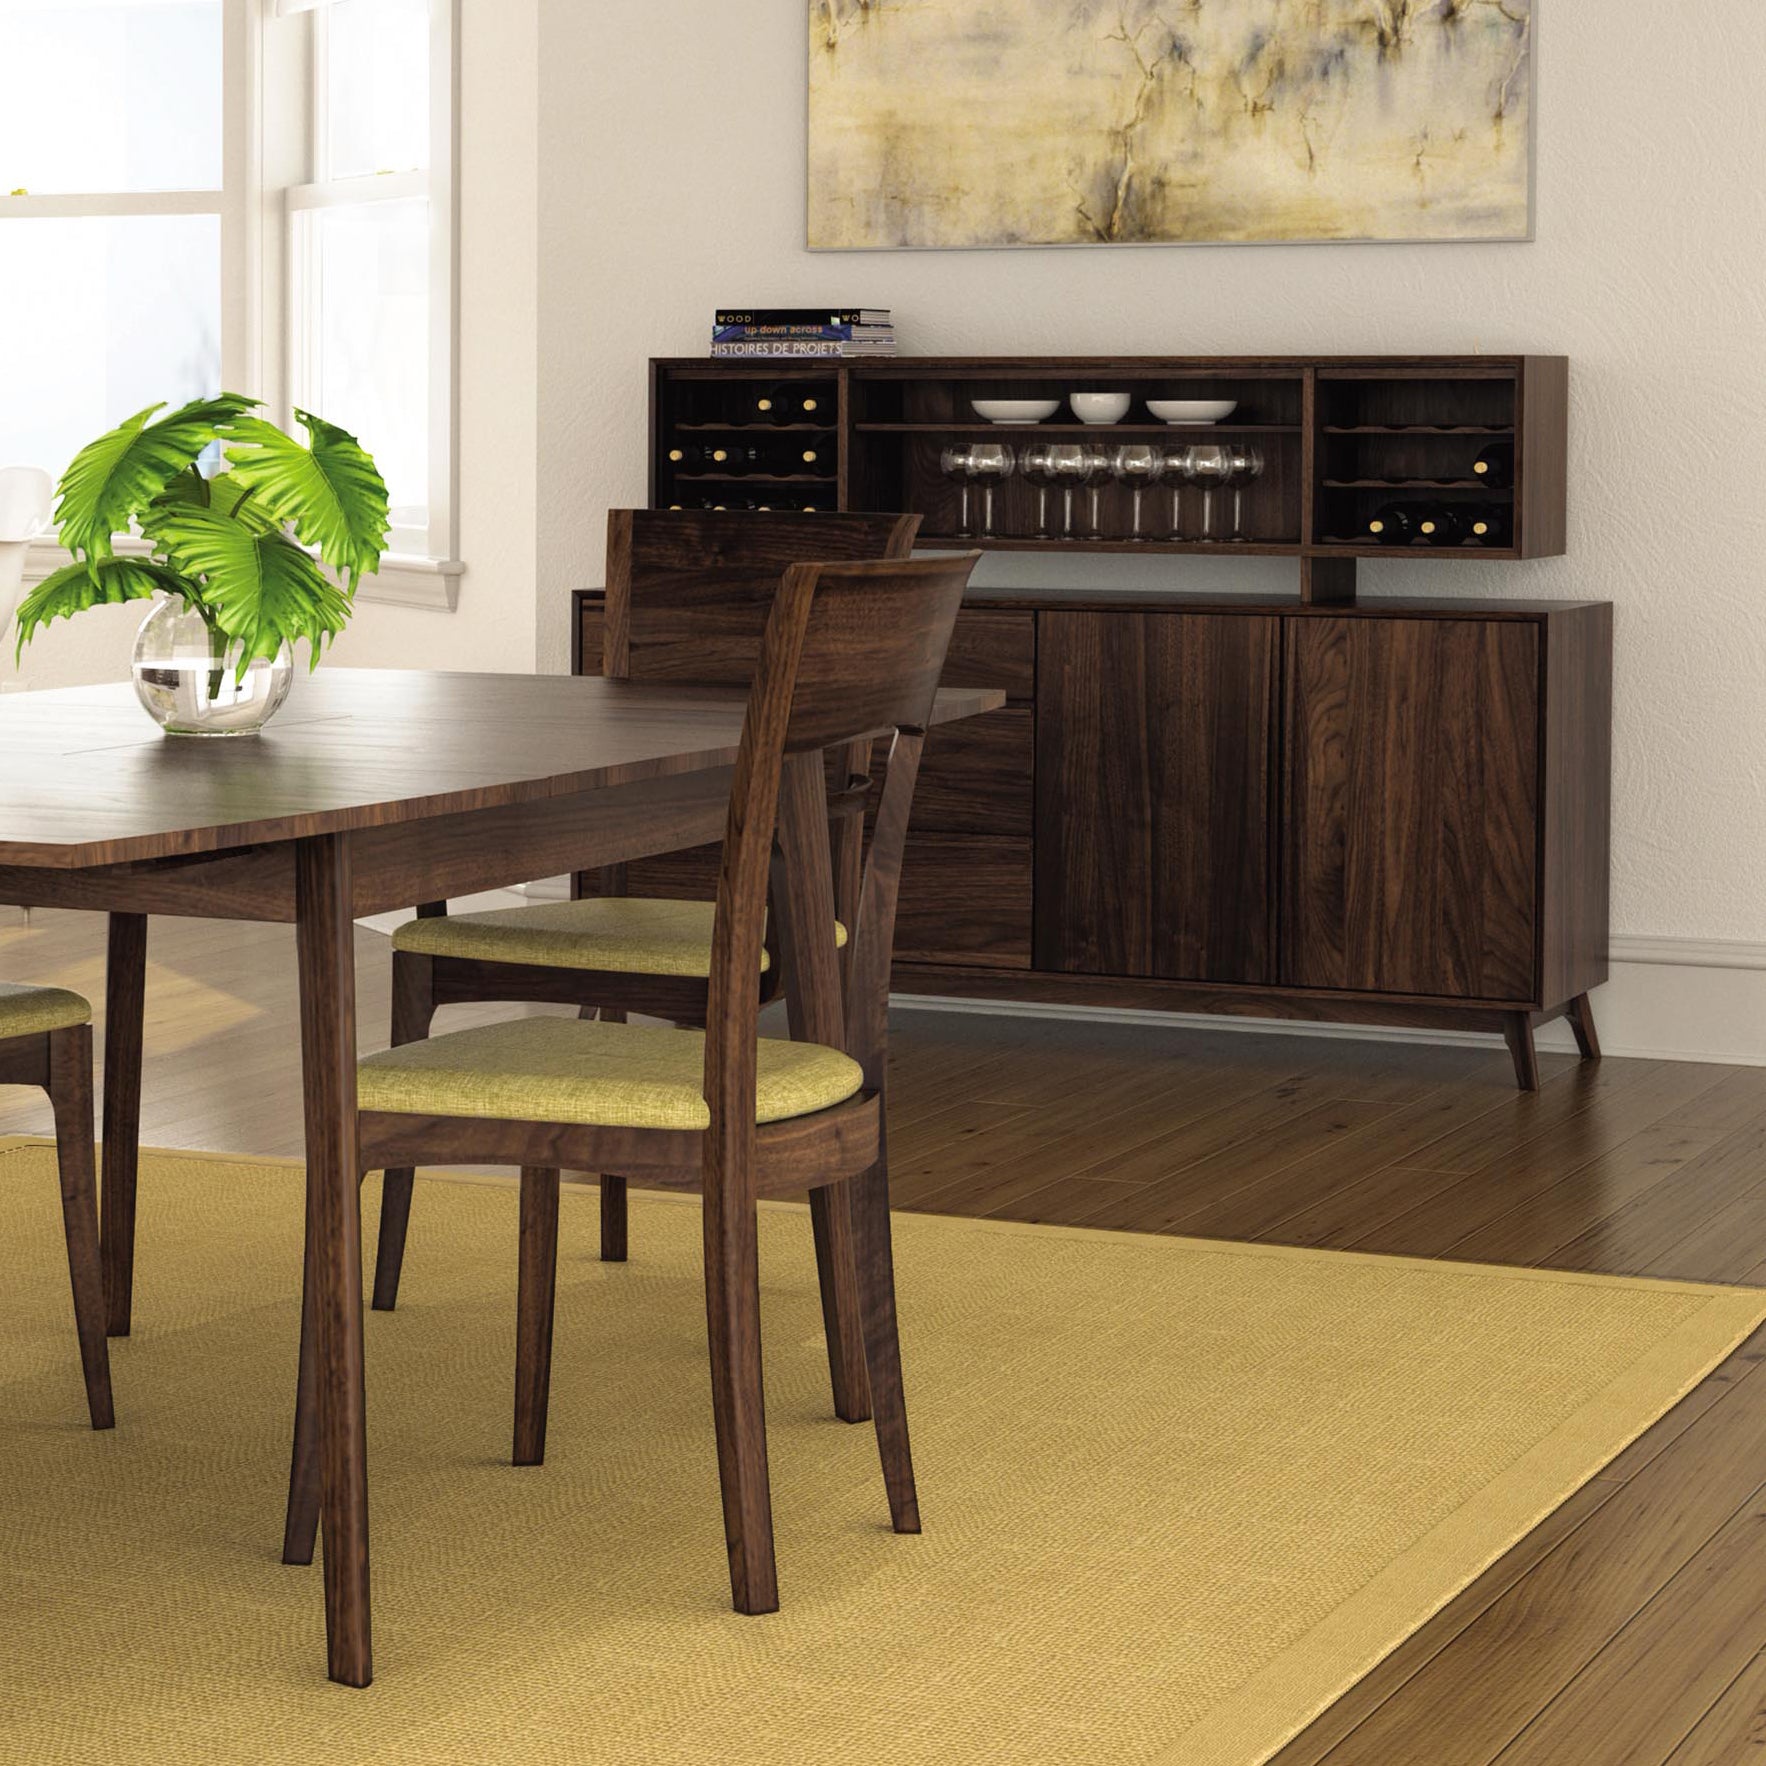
10, 0, 462, 611
285, 0, 461, 607
6, 0, 258, 588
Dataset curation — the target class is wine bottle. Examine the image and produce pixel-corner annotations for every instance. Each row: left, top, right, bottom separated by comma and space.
717, 443, 763, 476
1471, 442, 1514, 488
664, 441, 732, 472
748, 384, 787, 424
1416, 505, 1470, 545
793, 389, 827, 422
1365, 503, 1418, 544
1465, 506, 1513, 546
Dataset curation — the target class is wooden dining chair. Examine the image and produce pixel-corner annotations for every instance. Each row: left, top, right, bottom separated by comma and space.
367, 508, 920, 1422
283, 549, 980, 1613
0, 983, 114, 1430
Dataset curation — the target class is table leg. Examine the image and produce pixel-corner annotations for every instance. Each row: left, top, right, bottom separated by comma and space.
295, 833, 372, 1687
101, 912, 147, 1336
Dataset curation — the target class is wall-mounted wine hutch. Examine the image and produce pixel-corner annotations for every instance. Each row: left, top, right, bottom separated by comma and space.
625, 355, 1605, 1089
648, 354, 1569, 603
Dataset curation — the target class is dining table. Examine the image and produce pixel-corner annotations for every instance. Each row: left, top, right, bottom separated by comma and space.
0, 665, 1003, 1686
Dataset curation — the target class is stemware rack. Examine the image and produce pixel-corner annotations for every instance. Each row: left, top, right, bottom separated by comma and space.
648, 355, 1567, 603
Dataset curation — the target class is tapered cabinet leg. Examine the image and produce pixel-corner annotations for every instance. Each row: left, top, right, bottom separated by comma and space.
101, 912, 147, 1337
1503, 1012, 1541, 1093
371, 951, 435, 1312
1568, 993, 1602, 1063
702, 1187, 777, 1615
48, 1027, 114, 1431
295, 833, 372, 1687
515, 1167, 561, 1466
846, 1151, 920, 1534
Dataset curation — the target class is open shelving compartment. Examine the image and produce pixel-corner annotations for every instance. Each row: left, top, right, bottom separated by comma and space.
648, 357, 1567, 600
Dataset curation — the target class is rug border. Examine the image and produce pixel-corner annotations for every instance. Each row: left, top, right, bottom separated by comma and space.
9, 1138, 1760, 1766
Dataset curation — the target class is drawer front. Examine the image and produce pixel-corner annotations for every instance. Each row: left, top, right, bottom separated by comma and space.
894, 833, 1033, 970
943, 610, 1035, 701
867, 706, 1033, 838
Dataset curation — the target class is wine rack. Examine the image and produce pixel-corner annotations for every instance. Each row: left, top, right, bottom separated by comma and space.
648, 356, 1567, 602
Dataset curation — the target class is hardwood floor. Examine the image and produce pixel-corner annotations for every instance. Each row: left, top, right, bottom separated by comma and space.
4, 902, 1766, 1760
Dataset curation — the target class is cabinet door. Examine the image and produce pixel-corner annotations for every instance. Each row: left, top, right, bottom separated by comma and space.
1281, 617, 1539, 1001
1035, 612, 1277, 984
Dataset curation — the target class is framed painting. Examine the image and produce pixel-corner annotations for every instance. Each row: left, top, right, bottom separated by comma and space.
808, 1, 1534, 249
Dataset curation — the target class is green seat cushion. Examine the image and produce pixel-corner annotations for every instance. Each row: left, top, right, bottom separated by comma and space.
391, 897, 847, 978
0, 981, 92, 1041
358, 1016, 865, 1130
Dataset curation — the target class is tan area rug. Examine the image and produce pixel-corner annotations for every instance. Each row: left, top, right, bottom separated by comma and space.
1, 1140, 1761, 1766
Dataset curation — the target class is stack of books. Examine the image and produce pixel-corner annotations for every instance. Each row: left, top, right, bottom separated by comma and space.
710, 308, 897, 359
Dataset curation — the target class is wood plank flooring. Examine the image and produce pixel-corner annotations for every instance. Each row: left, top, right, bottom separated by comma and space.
3, 903, 1765, 1761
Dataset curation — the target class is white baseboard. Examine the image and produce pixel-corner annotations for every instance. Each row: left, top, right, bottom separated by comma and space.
894, 935, 1766, 1068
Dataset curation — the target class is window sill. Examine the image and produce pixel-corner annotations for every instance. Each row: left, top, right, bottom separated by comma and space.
23, 540, 464, 611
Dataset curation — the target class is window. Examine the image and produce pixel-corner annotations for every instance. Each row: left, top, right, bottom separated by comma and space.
0, 0, 231, 482
0, 0, 459, 605
289, 0, 459, 575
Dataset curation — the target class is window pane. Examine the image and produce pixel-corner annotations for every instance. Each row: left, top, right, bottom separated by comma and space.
325, 0, 430, 181
304, 199, 429, 538
0, 2, 222, 194
0, 215, 220, 481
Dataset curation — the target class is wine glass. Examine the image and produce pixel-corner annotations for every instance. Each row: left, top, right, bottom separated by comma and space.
965, 443, 1017, 539
1046, 444, 1094, 539
1020, 443, 1059, 539
940, 443, 976, 538
1082, 445, 1113, 539
1226, 443, 1265, 543
1187, 444, 1234, 542
1164, 446, 1198, 540
1110, 445, 1166, 542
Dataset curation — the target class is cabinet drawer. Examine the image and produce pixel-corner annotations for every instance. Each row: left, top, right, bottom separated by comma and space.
867, 706, 1032, 838
894, 833, 1033, 970
943, 610, 1034, 701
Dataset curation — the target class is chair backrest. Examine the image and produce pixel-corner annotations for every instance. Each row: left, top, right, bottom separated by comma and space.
703, 552, 981, 1173
603, 508, 921, 684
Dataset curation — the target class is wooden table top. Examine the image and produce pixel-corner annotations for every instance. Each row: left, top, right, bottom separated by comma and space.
0, 669, 1004, 869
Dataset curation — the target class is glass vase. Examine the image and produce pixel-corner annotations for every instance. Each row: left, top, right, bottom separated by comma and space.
132, 597, 293, 737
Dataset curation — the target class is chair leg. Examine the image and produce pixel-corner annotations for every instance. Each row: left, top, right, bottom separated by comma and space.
703, 1188, 777, 1614
47, 1027, 115, 1431
586, 1004, 630, 1263
101, 911, 147, 1337
370, 952, 435, 1311
515, 1167, 560, 1467
846, 1154, 919, 1534
599, 1175, 628, 1263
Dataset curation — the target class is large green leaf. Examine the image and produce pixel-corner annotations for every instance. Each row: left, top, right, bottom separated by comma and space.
224, 408, 391, 591
141, 466, 282, 542
12, 555, 191, 661
149, 502, 354, 674
54, 394, 260, 562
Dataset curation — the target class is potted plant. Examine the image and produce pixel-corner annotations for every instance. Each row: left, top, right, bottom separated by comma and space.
13, 394, 389, 735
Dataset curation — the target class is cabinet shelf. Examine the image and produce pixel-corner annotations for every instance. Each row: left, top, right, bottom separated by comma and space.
854, 421, 1300, 436
1314, 541, 1520, 558
1320, 479, 1515, 492
1322, 424, 1515, 436
673, 422, 831, 433
671, 472, 838, 485
917, 534, 1303, 556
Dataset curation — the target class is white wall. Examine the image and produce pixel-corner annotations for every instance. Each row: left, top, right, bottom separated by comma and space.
535, 1, 1766, 967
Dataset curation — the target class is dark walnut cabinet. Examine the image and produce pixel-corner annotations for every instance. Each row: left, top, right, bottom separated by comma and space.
576, 588, 1612, 1091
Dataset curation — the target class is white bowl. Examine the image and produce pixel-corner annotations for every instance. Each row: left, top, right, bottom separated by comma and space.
1146, 399, 1239, 425
1069, 392, 1132, 425
971, 399, 1060, 425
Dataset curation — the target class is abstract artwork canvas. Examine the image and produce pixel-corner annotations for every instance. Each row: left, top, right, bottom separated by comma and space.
808, 1, 1534, 249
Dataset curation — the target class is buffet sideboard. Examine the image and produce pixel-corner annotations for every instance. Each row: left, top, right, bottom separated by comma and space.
572, 354, 1607, 1090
